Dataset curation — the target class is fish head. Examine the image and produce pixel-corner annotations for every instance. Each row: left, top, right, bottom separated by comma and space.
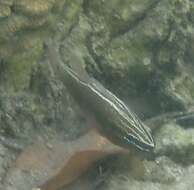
89, 80, 155, 155
120, 116, 155, 154
106, 103, 155, 154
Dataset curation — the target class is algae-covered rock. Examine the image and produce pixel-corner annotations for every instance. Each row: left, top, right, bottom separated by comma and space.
0, 0, 194, 189
84, 0, 158, 37
0, 0, 13, 18
154, 123, 194, 164
106, 157, 194, 190
13, 0, 55, 16
83, 0, 194, 114
0, 0, 82, 90
0, 0, 194, 110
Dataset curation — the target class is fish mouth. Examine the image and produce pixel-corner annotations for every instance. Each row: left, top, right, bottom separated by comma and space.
123, 133, 155, 153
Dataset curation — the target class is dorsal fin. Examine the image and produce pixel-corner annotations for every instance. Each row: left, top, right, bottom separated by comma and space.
43, 39, 62, 79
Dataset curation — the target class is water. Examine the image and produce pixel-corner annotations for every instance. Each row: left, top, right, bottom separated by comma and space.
0, 1, 194, 190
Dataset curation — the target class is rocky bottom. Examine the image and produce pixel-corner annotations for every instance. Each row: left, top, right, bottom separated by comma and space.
0, 115, 194, 190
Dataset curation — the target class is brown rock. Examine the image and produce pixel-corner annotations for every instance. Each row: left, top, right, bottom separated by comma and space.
4, 130, 128, 190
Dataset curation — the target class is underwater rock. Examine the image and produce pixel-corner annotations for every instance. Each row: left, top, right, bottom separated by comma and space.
0, 0, 13, 18
154, 123, 194, 164
0, 0, 194, 189
83, 0, 158, 37
0, 144, 12, 182
13, 0, 55, 16
0, 0, 193, 109
143, 156, 184, 184
0, 0, 81, 90
83, 0, 194, 114
106, 156, 194, 190
3, 130, 127, 190
0, 84, 84, 143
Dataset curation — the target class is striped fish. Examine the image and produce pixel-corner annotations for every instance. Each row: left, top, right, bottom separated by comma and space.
44, 41, 155, 153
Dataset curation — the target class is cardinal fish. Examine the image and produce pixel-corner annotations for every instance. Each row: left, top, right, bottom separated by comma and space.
44, 41, 155, 154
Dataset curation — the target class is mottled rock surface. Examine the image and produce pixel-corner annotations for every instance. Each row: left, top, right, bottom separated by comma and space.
0, 0, 194, 190
106, 158, 194, 190
155, 123, 194, 164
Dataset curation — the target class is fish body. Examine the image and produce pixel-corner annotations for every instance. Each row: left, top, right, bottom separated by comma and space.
45, 42, 155, 153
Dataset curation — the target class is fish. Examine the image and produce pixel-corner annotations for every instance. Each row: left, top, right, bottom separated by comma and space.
44, 40, 155, 154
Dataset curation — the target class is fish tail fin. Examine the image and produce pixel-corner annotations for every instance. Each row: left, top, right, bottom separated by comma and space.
44, 39, 91, 83
43, 39, 63, 79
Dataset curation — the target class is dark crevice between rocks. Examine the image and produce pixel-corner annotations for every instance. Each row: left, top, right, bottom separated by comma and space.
29, 63, 54, 98
175, 111, 194, 128
82, 0, 90, 15
85, 32, 108, 82
146, 10, 176, 67
58, 5, 80, 45
9, 3, 17, 15
85, 34, 122, 87
0, 58, 7, 84
144, 19, 187, 114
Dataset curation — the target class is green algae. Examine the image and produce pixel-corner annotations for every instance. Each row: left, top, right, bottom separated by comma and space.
13, 0, 55, 16
6, 37, 43, 90
84, 0, 157, 37
0, 1, 194, 189
0, 0, 82, 91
